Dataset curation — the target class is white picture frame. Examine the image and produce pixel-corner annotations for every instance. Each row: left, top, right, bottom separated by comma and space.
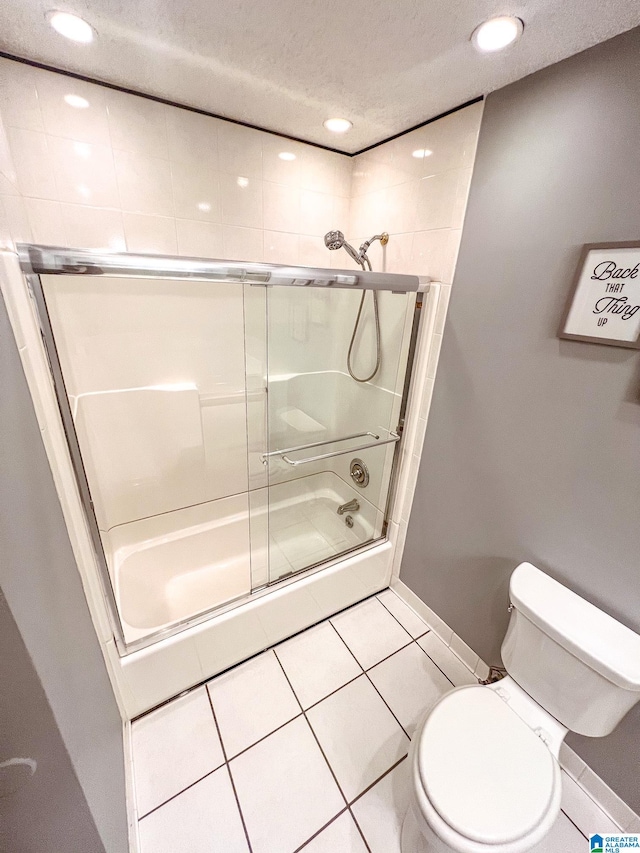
560, 242, 640, 349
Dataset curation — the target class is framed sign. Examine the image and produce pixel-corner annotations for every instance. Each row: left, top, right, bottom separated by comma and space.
559, 242, 640, 349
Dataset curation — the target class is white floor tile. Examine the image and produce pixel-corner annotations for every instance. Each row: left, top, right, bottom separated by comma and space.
306, 675, 410, 802
138, 766, 249, 853
529, 811, 585, 852
275, 622, 361, 709
207, 650, 301, 758
230, 716, 345, 853
368, 643, 453, 736
351, 760, 411, 853
377, 589, 429, 638
418, 631, 478, 687
300, 812, 368, 852
331, 598, 412, 670
132, 687, 224, 817
561, 771, 619, 836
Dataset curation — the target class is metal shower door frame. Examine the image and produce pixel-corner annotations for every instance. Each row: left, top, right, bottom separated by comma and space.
19, 245, 429, 655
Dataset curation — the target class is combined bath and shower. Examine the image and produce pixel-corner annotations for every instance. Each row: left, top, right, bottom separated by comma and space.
324, 230, 389, 383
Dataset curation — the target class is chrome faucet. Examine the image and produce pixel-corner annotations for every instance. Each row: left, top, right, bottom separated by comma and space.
337, 499, 360, 515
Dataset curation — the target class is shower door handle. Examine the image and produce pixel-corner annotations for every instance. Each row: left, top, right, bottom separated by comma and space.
279, 432, 400, 467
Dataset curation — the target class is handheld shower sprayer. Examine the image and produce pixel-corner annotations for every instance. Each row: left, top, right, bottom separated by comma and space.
323, 229, 390, 383
323, 230, 389, 271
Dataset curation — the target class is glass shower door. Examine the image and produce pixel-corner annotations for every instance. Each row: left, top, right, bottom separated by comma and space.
263, 284, 417, 583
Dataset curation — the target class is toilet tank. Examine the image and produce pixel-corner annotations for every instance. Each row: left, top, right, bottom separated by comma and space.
502, 563, 640, 737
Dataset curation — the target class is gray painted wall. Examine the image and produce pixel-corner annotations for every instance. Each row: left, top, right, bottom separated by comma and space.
0, 589, 106, 853
401, 27, 640, 811
0, 291, 128, 851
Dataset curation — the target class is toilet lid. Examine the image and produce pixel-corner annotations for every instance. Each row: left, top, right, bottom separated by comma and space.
418, 687, 557, 845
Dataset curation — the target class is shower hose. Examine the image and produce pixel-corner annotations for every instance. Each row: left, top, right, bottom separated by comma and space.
347, 253, 382, 383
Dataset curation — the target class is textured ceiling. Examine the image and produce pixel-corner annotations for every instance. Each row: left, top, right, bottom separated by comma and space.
1, 0, 639, 153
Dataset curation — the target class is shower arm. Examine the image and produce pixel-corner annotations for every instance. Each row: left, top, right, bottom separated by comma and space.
358, 233, 389, 265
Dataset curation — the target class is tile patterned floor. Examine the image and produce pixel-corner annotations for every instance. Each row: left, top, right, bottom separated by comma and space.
131, 589, 616, 852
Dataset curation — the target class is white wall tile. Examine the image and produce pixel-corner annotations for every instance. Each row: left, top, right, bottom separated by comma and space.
48, 136, 119, 207
60, 204, 126, 251
415, 170, 458, 231
222, 225, 263, 262
165, 107, 218, 168
2, 196, 32, 243
386, 181, 419, 234
35, 72, 110, 145
262, 137, 305, 187
262, 182, 300, 233
299, 233, 330, 267
123, 212, 177, 254
107, 90, 168, 159
218, 123, 262, 179
171, 161, 221, 222
175, 219, 223, 257
114, 149, 174, 216
220, 172, 263, 228
0, 63, 43, 132
25, 198, 67, 244
7, 128, 57, 199
264, 230, 299, 264
300, 189, 334, 236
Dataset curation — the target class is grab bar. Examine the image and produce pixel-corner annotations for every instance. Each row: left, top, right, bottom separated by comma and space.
279, 431, 401, 467
262, 431, 379, 460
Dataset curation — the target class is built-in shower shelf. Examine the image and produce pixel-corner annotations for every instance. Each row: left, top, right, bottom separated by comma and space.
279, 407, 327, 435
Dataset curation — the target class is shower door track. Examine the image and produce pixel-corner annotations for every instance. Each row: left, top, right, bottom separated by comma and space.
18, 244, 429, 656
18, 243, 428, 293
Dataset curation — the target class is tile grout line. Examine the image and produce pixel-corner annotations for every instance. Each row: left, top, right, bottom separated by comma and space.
327, 620, 413, 742
560, 808, 589, 841
220, 708, 305, 762
290, 807, 349, 853
349, 754, 408, 808
137, 765, 221, 821
375, 590, 431, 640
413, 640, 458, 689
328, 620, 413, 735
273, 649, 372, 853
205, 686, 254, 853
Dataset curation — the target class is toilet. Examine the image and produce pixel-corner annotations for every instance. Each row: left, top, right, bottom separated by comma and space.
401, 562, 640, 853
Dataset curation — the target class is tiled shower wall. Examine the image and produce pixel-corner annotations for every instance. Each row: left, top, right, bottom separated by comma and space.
0, 58, 351, 262
0, 55, 482, 605
0, 55, 481, 282
348, 101, 483, 282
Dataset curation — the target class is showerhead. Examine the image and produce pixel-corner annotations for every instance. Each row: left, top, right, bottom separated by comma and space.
324, 230, 362, 264
324, 230, 345, 251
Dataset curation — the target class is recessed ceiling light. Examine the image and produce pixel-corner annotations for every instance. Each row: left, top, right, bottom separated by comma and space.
64, 93, 90, 109
47, 11, 95, 43
237, 176, 249, 188
471, 16, 523, 53
323, 118, 352, 134
197, 202, 212, 212
412, 148, 433, 159
278, 152, 296, 161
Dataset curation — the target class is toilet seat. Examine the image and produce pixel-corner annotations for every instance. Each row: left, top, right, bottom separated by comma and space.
413, 686, 562, 851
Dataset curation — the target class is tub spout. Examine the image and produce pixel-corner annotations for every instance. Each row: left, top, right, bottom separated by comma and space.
337, 499, 360, 515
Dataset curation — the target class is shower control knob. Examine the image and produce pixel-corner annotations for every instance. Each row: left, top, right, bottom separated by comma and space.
350, 458, 369, 488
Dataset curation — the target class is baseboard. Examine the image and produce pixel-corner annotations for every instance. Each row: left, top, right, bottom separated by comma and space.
390, 579, 640, 830
123, 720, 140, 853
